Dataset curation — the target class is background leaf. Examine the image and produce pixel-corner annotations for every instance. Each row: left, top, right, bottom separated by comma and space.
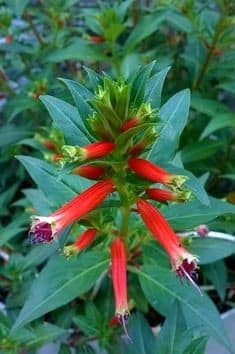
133, 264, 231, 352
202, 260, 227, 301
148, 89, 190, 163
12, 251, 109, 331
161, 197, 235, 229
17, 156, 91, 207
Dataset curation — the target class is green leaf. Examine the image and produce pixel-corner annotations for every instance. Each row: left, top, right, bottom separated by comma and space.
17, 156, 91, 206
222, 174, 235, 181
58, 78, 93, 123
181, 140, 223, 163
40, 95, 90, 145
22, 242, 59, 270
190, 94, 229, 116
155, 301, 187, 354
218, 81, 235, 95
124, 11, 166, 51
145, 66, 171, 108
182, 336, 208, 354
200, 113, 235, 139
130, 61, 156, 106
161, 197, 235, 229
26, 322, 67, 348
45, 39, 107, 63
148, 89, 190, 163
203, 261, 227, 301
117, 313, 156, 354
165, 11, 192, 33
133, 264, 231, 352
7, 0, 29, 17
0, 216, 27, 247
12, 251, 109, 331
73, 302, 102, 337
0, 124, 32, 147
120, 53, 142, 78
23, 188, 54, 215
188, 238, 235, 265
83, 66, 102, 89
0, 182, 19, 209
143, 242, 169, 268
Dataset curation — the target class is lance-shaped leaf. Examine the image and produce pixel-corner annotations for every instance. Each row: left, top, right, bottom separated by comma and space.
161, 197, 235, 229
130, 61, 156, 106
58, 78, 93, 123
17, 156, 91, 206
124, 11, 167, 51
188, 237, 235, 265
145, 66, 171, 109
40, 95, 91, 145
131, 264, 232, 352
148, 89, 190, 163
12, 251, 109, 331
116, 312, 156, 354
154, 301, 207, 354
202, 261, 227, 301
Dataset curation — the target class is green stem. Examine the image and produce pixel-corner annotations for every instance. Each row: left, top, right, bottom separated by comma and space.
120, 206, 130, 238
24, 11, 44, 46
193, 14, 225, 90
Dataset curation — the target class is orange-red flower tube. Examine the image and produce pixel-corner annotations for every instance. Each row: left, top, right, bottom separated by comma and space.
137, 198, 199, 289
73, 165, 105, 180
63, 228, 97, 257
111, 237, 130, 337
128, 158, 186, 187
63, 141, 115, 161
29, 180, 114, 244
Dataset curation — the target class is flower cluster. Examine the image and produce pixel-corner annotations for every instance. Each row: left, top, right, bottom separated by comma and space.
28, 77, 198, 337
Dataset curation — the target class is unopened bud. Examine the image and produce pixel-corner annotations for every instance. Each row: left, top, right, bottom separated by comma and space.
196, 225, 209, 237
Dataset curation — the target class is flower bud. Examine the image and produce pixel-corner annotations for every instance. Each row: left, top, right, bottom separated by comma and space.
120, 117, 138, 132
196, 225, 209, 237
129, 127, 158, 156
146, 188, 191, 203
73, 165, 105, 180
63, 228, 97, 258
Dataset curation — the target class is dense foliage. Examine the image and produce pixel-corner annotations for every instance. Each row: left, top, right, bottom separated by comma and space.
0, 1, 235, 353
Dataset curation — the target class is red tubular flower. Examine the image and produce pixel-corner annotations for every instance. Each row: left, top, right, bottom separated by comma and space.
63, 228, 97, 257
111, 237, 130, 338
128, 158, 187, 187
73, 165, 105, 180
137, 198, 200, 290
29, 180, 114, 244
83, 141, 115, 159
120, 117, 138, 132
146, 188, 176, 202
62, 141, 115, 161
146, 187, 190, 203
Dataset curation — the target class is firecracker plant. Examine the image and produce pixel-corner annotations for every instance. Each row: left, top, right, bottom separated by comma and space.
11, 62, 235, 353
26, 62, 199, 335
